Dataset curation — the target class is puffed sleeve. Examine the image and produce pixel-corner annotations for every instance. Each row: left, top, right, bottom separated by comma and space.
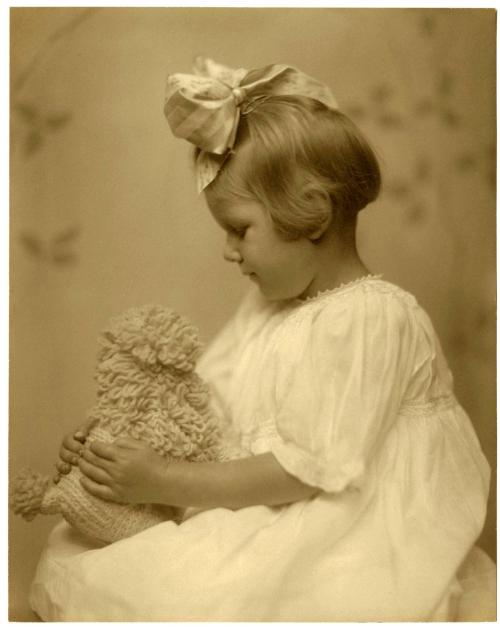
197, 286, 272, 427
252, 290, 419, 493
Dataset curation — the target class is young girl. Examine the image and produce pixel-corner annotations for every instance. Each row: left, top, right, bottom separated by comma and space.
30, 58, 494, 622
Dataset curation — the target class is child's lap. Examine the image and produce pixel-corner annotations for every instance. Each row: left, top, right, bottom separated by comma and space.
29, 506, 295, 621
29, 500, 496, 622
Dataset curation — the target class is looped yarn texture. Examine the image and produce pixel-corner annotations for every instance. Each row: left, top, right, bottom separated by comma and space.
164, 56, 338, 192
10, 305, 224, 543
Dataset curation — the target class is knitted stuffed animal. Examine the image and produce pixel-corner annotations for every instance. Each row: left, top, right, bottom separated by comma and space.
10, 305, 223, 543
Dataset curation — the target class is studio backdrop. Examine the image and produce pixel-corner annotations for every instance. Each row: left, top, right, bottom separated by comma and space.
9, 7, 496, 621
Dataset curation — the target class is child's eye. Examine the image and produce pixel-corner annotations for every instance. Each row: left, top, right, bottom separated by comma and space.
231, 227, 247, 238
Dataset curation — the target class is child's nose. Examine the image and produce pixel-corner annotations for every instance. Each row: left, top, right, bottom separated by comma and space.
223, 234, 243, 263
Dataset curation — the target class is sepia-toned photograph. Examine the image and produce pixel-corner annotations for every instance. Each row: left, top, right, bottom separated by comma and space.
8, 5, 496, 622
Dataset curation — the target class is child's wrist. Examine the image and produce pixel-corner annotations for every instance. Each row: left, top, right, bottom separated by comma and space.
150, 455, 175, 505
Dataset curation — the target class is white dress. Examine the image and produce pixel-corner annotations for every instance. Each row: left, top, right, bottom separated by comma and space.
29, 277, 495, 622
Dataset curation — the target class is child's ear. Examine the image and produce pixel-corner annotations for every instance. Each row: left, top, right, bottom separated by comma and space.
309, 214, 332, 240
308, 196, 333, 241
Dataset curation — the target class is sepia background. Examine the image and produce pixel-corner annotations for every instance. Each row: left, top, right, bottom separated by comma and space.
9, 7, 496, 621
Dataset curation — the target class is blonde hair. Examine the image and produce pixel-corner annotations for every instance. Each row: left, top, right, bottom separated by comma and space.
200, 95, 381, 240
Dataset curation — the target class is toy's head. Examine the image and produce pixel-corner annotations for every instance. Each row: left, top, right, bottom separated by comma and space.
88, 305, 219, 461
99, 304, 202, 373
11, 304, 220, 543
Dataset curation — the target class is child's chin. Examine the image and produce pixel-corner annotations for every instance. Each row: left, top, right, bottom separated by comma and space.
257, 283, 300, 302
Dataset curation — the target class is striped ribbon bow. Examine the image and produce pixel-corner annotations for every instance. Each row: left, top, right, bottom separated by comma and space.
164, 57, 338, 192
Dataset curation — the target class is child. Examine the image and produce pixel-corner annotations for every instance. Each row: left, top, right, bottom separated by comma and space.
29, 58, 494, 622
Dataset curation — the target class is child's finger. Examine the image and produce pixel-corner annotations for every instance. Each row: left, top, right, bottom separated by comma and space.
78, 457, 114, 485
59, 445, 82, 465
89, 441, 117, 461
81, 447, 114, 473
80, 476, 121, 503
55, 460, 72, 475
74, 419, 97, 442
62, 433, 84, 454
73, 431, 87, 443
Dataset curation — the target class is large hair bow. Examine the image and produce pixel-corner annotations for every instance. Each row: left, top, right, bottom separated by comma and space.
164, 57, 338, 192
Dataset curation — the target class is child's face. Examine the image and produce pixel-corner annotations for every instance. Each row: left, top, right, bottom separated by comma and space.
208, 199, 319, 301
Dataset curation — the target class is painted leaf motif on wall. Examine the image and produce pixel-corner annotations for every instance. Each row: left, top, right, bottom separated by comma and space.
13, 101, 73, 157
18, 225, 80, 266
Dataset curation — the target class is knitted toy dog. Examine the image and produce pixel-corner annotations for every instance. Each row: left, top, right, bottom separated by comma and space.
10, 305, 222, 543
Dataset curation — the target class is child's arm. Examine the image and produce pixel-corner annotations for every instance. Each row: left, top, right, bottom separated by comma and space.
78, 438, 319, 509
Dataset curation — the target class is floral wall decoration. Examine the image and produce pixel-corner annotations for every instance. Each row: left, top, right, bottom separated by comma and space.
344, 10, 495, 367
11, 8, 98, 266
9, 9, 495, 620
345, 12, 495, 223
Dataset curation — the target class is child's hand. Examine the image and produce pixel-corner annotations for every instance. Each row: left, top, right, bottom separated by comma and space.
78, 438, 168, 505
54, 420, 96, 484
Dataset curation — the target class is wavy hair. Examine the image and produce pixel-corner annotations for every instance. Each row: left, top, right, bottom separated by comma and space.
200, 95, 381, 241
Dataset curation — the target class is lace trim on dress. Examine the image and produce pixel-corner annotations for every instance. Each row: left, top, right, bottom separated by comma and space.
296, 274, 383, 304
399, 394, 457, 418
